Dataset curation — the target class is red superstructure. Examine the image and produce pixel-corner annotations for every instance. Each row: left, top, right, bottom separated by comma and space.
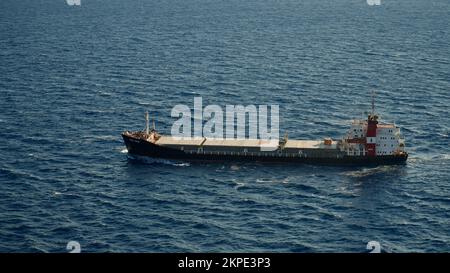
341, 93, 406, 158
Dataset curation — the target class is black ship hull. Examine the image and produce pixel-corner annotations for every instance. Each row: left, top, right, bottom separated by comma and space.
122, 134, 408, 166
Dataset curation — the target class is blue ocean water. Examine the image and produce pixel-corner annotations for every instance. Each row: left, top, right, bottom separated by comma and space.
0, 0, 449, 252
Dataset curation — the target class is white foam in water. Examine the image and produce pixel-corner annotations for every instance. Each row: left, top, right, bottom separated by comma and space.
173, 162, 191, 167
282, 177, 290, 184
127, 154, 190, 167
98, 91, 112, 96
256, 177, 292, 184
234, 181, 245, 190
230, 165, 240, 171
343, 166, 396, 178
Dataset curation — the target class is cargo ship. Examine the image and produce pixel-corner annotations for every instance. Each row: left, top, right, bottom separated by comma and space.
122, 103, 408, 165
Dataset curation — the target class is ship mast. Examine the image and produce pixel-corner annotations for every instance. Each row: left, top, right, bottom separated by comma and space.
145, 111, 149, 134
371, 91, 375, 116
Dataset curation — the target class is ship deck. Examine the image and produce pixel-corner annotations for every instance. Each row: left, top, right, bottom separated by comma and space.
155, 136, 338, 150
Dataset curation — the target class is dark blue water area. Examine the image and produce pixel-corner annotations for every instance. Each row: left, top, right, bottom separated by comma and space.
0, 0, 449, 252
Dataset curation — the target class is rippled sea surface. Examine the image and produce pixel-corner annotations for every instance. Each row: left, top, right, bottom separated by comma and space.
0, 0, 449, 252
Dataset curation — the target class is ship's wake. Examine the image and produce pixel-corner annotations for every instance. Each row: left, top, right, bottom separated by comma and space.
342, 165, 402, 178
407, 153, 450, 164
126, 154, 190, 167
